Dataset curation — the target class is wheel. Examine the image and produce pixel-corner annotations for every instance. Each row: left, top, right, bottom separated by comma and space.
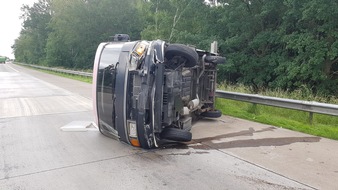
200, 109, 222, 118
165, 44, 198, 67
160, 128, 192, 142
204, 55, 226, 65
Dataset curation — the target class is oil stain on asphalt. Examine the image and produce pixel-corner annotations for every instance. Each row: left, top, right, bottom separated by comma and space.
162, 127, 321, 151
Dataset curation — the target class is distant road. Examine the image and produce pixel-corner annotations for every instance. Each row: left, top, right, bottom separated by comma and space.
1, 63, 337, 189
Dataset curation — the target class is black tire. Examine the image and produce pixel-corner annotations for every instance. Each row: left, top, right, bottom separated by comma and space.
204, 55, 226, 65
165, 44, 198, 67
160, 128, 192, 142
200, 109, 222, 118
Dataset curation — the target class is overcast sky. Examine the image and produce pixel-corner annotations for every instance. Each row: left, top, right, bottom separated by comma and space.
0, 0, 37, 59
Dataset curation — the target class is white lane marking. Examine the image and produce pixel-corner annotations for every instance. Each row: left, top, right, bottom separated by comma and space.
0, 95, 92, 119
7, 65, 20, 72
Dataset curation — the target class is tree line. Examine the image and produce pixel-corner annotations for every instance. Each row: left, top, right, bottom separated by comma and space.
12, 0, 338, 96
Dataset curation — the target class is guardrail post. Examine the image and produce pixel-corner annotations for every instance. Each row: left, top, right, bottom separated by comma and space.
309, 112, 313, 125
248, 103, 259, 114
253, 103, 258, 114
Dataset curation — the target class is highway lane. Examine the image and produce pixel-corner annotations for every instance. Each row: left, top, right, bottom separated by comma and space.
0, 63, 334, 189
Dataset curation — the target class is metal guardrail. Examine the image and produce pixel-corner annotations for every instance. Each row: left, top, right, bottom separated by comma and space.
216, 90, 338, 123
215, 90, 338, 116
16, 62, 92, 77
16, 63, 337, 121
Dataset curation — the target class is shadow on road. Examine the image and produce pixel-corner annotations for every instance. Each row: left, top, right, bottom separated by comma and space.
194, 136, 320, 149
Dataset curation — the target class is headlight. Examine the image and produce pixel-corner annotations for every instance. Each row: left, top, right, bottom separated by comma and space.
128, 121, 137, 138
133, 41, 149, 57
127, 121, 140, 147
130, 41, 149, 71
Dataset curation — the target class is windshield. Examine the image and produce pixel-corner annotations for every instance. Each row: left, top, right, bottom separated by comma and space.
96, 43, 123, 134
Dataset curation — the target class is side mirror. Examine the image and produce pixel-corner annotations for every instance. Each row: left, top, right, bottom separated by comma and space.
112, 34, 130, 42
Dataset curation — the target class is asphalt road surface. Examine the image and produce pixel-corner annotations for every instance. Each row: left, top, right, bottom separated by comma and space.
1, 63, 337, 189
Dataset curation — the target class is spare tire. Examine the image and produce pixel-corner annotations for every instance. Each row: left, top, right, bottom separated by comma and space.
160, 128, 192, 142
200, 109, 222, 118
165, 44, 198, 67
204, 55, 226, 65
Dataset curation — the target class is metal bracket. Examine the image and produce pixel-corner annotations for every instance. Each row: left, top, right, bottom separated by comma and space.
60, 121, 98, 132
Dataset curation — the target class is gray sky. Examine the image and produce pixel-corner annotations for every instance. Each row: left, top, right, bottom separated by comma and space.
0, 0, 37, 59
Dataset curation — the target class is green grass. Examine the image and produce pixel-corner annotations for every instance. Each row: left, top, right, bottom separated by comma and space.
216, 84, 338, 140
